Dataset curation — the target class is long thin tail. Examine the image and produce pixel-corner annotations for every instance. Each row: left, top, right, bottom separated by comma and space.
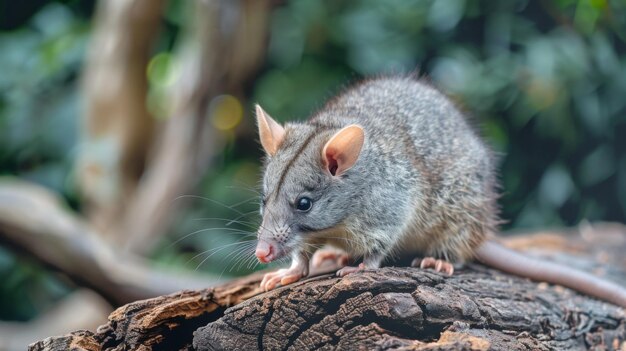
474, 240, 626, 308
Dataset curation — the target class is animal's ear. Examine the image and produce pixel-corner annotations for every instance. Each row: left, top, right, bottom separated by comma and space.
255, 104, 285, 156
322, 124, 364, 176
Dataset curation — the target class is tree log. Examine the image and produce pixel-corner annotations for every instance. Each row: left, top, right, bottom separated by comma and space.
29, 224, 626, 350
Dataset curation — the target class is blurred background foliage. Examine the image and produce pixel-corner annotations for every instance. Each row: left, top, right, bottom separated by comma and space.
1, 0, 625, 322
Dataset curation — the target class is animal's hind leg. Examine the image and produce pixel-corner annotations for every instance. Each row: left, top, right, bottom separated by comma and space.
311, 246, 349, 269
412, 257, 454, 275
336, 253, 383, 277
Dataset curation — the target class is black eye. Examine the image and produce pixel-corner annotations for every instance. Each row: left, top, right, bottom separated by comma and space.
296, 197, 313, 212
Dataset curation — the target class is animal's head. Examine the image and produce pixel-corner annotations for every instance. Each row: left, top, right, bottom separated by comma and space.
253, 105, 365, 263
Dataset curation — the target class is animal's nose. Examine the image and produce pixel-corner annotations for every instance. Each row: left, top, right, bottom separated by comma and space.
255, 240, 275, 263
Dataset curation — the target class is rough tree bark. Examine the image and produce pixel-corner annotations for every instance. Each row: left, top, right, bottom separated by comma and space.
29, 224, 626, 350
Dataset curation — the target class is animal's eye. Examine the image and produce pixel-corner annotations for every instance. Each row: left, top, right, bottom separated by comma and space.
296, 197, 313, 212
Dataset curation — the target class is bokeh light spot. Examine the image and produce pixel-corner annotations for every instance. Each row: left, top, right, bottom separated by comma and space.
526, 77, 557, 110
147, 52, 177, 87
210, 95, 243, 131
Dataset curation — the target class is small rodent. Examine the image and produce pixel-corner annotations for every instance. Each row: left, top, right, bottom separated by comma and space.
253, 76, 626, 308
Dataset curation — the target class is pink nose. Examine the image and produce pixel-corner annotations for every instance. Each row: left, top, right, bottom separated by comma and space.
255, 240, 274, 263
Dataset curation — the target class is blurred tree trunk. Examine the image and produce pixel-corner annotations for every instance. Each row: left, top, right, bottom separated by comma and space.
121, 0, 271, 254
0, 0, 273, 339
77, 0, 164, 242
77, 0, 271, 253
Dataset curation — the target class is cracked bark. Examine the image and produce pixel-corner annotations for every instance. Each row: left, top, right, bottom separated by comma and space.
29, 225, 626, 350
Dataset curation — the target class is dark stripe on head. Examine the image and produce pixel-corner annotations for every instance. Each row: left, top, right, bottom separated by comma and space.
270, 130, 318, 201
307, 120, 341, 130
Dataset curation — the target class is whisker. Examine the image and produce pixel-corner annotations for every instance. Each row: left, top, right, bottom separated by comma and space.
235, 250, 253, 272
226, 184, 262, 196
189, 239, 256, 270
228, 196, 260, 209
245, 253, 260, 270
230, 244, 257, 272
173, 194, 247, 216
189, 239, 254, 262
190, 217, 259, 229
226, 210, 261, 226
168, 227, 255, 248
218, 242, 257, 279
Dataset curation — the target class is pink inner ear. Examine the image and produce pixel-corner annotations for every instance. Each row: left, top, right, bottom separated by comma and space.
326, 150, 339, 176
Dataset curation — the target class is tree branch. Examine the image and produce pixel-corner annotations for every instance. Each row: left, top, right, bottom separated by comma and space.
0, 290, 110, 351
0, 179, 214, 306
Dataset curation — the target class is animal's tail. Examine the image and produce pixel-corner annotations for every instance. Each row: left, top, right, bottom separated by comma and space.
474, 240, 626, 308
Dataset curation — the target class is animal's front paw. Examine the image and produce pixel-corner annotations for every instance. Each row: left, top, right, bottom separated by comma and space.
411, 257, 454, 275
260, 267, 307, 291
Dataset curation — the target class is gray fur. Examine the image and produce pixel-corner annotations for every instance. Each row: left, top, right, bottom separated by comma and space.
258, 76, 498, 265
255, 77, 626, 309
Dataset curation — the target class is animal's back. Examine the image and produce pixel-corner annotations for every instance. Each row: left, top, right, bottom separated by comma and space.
311, 77, 499, 261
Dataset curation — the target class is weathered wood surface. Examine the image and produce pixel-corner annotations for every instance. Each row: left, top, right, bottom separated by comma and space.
30, 225, 626, 350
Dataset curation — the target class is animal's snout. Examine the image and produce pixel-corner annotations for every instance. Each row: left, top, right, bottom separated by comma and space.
255, 240, 275, 263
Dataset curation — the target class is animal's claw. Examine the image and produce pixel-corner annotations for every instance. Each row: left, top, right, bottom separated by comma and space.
412, 256, 454, 275
336, 263, 365, 277
260, 267, 306, 291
